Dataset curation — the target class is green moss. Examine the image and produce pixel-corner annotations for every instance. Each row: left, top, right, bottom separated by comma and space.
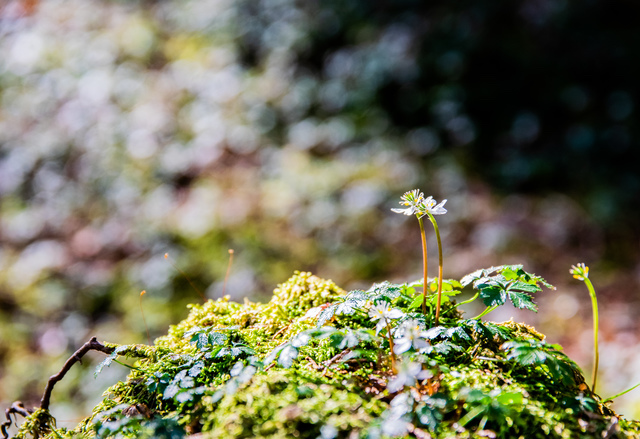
13, 409, 56, 439
199, 370, 385, 438
13, 272, 640, 439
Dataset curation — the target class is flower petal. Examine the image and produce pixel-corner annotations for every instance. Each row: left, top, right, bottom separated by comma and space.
391, 207, 415, 216
430, 199, 447, 215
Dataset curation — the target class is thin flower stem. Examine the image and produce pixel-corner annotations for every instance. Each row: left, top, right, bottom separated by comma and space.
427, 212, 444, 325
139, 290, 151, 346
417, 216, 428, 315
384, 317, 398, 373
603, 381, 640, 403
583, 277, 599, 392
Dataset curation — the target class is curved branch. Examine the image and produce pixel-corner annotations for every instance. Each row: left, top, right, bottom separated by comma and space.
2, 401, 31, 439
40, 337, 115, 411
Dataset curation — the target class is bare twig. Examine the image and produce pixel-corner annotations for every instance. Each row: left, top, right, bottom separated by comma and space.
40, 337, 115, 411
2, 402, 31, 439
272, 325, 290, 339
322, 349, 351, 376
304, 356, 321, 371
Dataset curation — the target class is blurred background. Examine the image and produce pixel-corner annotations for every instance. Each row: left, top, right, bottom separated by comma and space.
1, 0, 640, 431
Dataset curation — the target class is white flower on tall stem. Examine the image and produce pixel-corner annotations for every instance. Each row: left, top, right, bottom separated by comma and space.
391, 189, 424, 216
386, 361, 433, 393
393, 319, 429, 354
419, 196, 447, 216
369, 302, 404, 333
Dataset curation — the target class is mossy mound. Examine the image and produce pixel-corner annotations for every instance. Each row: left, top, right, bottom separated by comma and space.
13, 272, 640, 439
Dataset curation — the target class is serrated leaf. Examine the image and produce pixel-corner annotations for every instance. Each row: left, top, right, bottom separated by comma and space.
460, 269, 484, 287
264, 344, 284, 365
163, 382, 180, 399
509, 281, 542, 293
291, 331, 312, 348
479, 285, 507, 307
215, 348, 230, 358
240, 346, 256, 355
503, 342, 547, 365
208, 332, 228, 346
507, 290, 537, 311
278, 345, 299, 368
308, 326, 337, 339
179, 375, 194, 388
335, 300, 359, 315
230, 361, 244, 377
500, 265, 524, 281
175, 391, 193, 403
432, 341, 464, 354
316, 305, 337, 327
545, 358, 577, 386
423, 326, 447, 340
460, 267, 502, 287
503, 341, 578, 386
188, 361, 205, 377
191, 332, 209, 350
448, 326, 471, 341
94, 345, 129, 377
465, 320, 512, 341
95, 352, 118, 377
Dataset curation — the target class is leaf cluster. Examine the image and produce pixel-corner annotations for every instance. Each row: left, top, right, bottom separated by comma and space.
461, 265, 554, 312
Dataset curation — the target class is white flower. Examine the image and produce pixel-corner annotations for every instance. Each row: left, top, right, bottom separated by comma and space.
387, 362, 433, 393
570, 263, 589, 281
391, 190, 447, 217
391, 206, 418, 216
393, 319, 429, 354
391, 189, 424, 216
419, 196, 447, 216
369, 302, 404, 333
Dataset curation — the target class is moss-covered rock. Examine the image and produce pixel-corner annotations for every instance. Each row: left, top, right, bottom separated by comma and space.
12, 272, 640, 439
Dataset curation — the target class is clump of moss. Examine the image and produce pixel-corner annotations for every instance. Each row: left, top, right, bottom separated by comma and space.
201, 370, 385, 438
13, 410, 55, 439
12, 271, 640, 439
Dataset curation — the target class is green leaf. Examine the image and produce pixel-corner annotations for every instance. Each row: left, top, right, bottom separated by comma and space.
278, 345, 299, 368
369, 281, 403, 300
191, 333, 209, 350
463, 320, 512, 341
409, 294, 426, 310
94, 345, 128, 377
335, 300, 360, 315
317, 305, 337, 327
188, 361, 205, 377
509, 280, 541, 293
460, 266, 501, 287
503, 341, 548, 365
291, 332, 312, 348
507, 290, 537, 311
163, 382, 180, 399
208, 332, 228, 346
496, 392, 523, 405
479, 285, 507, 307
416, 403, 443, 430
264, 345, 284, 365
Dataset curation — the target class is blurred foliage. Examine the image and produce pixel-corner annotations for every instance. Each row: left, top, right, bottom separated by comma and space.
1, 0, 639, 427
